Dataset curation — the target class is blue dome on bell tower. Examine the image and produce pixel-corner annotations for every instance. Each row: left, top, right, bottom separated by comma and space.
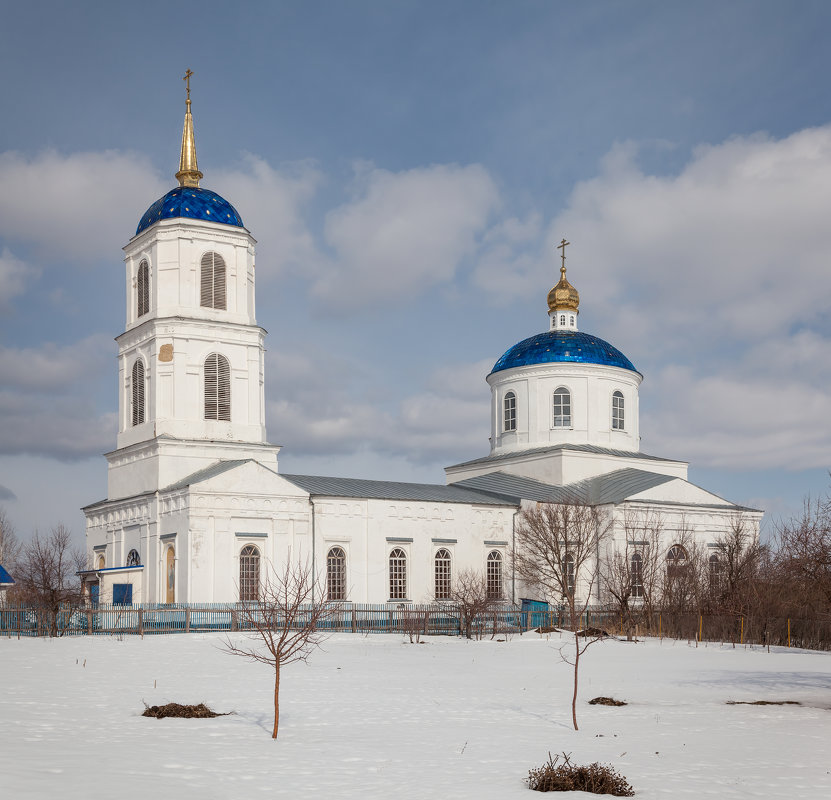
136, 186, 244, 235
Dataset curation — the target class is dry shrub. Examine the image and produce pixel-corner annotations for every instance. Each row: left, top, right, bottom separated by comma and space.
142, 702, 227, 718
589, 696, 627, 706
528, 752, 634, 795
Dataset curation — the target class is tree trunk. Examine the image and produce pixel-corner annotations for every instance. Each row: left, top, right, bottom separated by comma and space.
572, 629, 580, 731
272, 663, 281, 739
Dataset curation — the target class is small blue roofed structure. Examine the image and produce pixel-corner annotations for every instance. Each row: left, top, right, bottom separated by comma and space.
0, 563, 15, 594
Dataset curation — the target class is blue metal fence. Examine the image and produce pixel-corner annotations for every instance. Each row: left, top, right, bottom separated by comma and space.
0, 603, 575, 638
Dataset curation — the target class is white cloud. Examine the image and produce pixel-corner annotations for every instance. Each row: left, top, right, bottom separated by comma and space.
317, 163, 500, 310
547, 128, 831, 351
0, 149, 166, 262
0, 248, 34, 307
265, 351, 490, 465
212, 155, 324, 280
0, 335, 112, 392
0, 335, 115, 460
644, 364, 831, 471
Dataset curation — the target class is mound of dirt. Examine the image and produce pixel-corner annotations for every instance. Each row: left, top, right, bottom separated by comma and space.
535, 626, 561, 634
726, 700, 800, 706
142, 702, 228, 719
589, 696, 627, 706
576, 627, 609, 638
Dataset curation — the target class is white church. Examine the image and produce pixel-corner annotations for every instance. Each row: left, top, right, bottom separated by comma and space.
82, 83, 761, 607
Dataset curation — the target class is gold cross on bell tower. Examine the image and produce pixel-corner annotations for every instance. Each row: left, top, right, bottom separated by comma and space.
183, 69, 194, 102
557, 238, 570, 271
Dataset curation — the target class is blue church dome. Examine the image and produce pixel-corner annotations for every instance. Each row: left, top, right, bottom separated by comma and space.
490, 330, 638, 376
136, 186, 244, 235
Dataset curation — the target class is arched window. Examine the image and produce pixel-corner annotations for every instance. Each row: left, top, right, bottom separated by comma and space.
434, 549, 452, 600
612, 390, 625, 430
137, 260, 149, 317
327, 546, 346, 601
709, 553, 723, 588
564, 554, 575, 596
487, 550, 503, 600
389, 548, 407, 600
165, 546, 175, 604
666, 544, 688, 580
131, 359, 145, 426
239, 545, 260, 602
552, 387, 571, 428
569, 315, 575, 326
204, 353, 231, 421
126, 549, 140, 567
503, 391, 517, 432
631, 552, 644, 598
96, 555, 105, 570
200, 251, 227, 310
559, 314, 566, 326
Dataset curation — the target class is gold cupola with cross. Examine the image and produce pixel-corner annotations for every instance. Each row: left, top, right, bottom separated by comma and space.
547, 238, 580, 330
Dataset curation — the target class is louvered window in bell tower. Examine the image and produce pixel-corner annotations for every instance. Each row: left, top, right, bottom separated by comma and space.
131, 359, 145, 426
204, 353, 231, 421
200, 251, 226, 310
137, 260, 149, 317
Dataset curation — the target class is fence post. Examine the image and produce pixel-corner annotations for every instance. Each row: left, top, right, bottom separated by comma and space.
351, 607, 357, 633
787, 618, 791, 648
231, 610, 238, 631
139, 608, 144, 639
185, 608, 190, 634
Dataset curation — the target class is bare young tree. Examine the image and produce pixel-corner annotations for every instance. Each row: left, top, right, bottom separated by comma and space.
13, 525, 84, 635
707, 514, 760, 615
223, 557, 341, 738
445, 568, 499, 640
601, 506, 665, 639
0, 505, 20, 569
776, 494, 831, 616
514, 500, 611, 730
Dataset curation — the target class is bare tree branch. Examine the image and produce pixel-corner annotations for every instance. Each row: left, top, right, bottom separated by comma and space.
222, 557, 340, 738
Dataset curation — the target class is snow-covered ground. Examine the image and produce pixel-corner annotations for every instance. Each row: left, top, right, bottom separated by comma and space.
1, 631, 829, 798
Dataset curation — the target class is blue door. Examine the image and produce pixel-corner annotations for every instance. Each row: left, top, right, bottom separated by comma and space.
113, 583, 133, 605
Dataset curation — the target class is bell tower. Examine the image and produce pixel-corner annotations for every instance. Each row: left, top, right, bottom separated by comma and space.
106, 73, 279, 501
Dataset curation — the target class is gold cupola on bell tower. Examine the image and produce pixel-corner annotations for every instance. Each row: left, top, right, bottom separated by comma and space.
175, 69, 203, 188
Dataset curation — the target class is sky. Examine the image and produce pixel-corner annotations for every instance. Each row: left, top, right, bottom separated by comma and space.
1, 0, 831, 547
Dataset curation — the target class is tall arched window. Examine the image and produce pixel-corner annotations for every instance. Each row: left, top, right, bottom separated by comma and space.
631, 552, 644, 598
165, 546, 175, 604
503, 391, 517, 432
137, 260, 149, 317
200, 251, 227, 310
666, 544, 688, 580
327, 546, 346, 601
487, 550, 503, 600
708, 553, 723, 589
389, 548, 407, 600
204, 353, 231, 421
564, 554, 575, 596
552, 387, 571, 428
239, 545, 260, 602
131, 359, 145, 426
434, 549, 452, 600
612, 390, 625, 430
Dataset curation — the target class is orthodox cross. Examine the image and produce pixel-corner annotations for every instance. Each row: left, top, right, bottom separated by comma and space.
557, 238, 570, 271
183, 69, 193, 101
